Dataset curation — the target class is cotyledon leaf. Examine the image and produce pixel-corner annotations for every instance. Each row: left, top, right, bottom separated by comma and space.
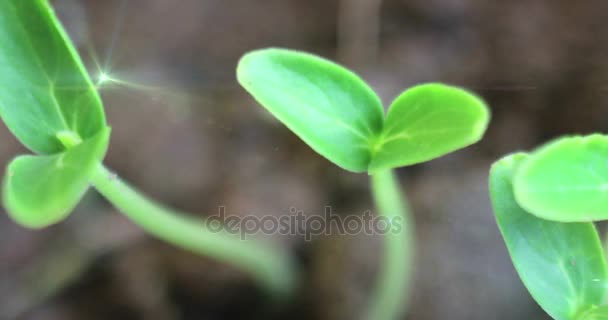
0, 0, 106, 154
369, 83, 489, 172
3, 127, 111, 228
513, 135, 608, 222
237, 48, 384, 173
490, 153, 608, 320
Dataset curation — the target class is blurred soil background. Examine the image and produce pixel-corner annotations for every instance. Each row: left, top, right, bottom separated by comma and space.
2, 0, 608, 319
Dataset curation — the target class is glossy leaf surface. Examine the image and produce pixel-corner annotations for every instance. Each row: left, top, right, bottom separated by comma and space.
368, 83, 489, 172
0, 0, 106, 154
514, 135, 608, 222
490, 153, 608, 320
578, 306, 608, 320
238, 48, 384, 172
4, 127, 111, 228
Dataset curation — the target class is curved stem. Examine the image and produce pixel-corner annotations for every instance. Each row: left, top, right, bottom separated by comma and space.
367, 170, 414, 320
90, 164, 297, 297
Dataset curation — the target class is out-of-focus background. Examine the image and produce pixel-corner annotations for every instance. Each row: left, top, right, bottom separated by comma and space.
1, 0, 608, 319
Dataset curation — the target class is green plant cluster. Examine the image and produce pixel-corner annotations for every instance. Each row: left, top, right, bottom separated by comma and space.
9, 1, 598, 320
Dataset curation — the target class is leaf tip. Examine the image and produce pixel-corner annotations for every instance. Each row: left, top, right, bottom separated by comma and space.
2, 168, 61, 229
236, 47, 281, 86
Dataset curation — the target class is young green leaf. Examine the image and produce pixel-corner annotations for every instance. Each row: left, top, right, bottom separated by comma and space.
369, 83, 489, 172
490, 153, 608, 320
0, 0, 106, 154
237, 48, 384, 173
238, 49, 490, 173
4, 127, 111, 228
514, 135, 608, 222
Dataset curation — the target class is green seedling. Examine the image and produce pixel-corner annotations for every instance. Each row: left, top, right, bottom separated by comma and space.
0, 0, 295, 297
238, 48, 490, 319
489, 136, 608, 320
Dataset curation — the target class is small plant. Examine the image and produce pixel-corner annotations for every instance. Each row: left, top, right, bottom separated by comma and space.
238, 48, 489, 319
0, 0, 295, 297
489, 136, 608, 320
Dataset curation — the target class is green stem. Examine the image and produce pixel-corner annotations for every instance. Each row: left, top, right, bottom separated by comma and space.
90, 164, 297, 297
367, 170, 414, 320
